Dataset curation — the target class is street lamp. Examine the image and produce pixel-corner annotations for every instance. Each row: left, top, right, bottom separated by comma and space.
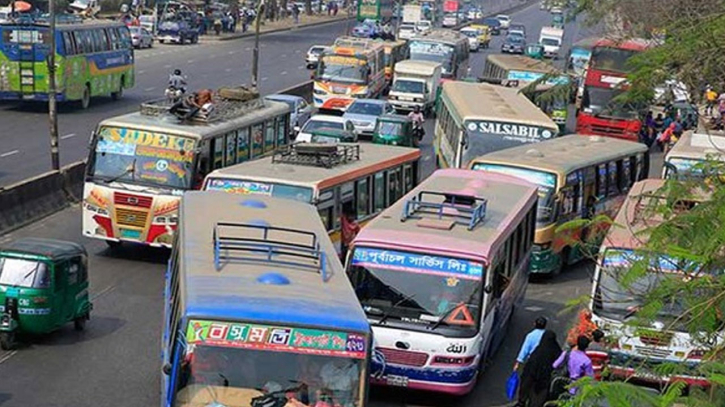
48, 0, 59, 170
251, 0, 265, 89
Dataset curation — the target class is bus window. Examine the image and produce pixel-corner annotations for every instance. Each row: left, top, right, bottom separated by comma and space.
212, 137, 224, 169
318, 189, 335, 231
404, 164, 414, 193
264, 120, 275, 152
387, 167, 402, 203
356, 178, 371, 218
276, 116, 287, 147
607, 161, 619, 196
596, 164, 607, 199
252, 123, 264, 157
62, 32, 75, 55
374, 172, 386, 212
225, 131, 237, 166
236, 128, 250, 163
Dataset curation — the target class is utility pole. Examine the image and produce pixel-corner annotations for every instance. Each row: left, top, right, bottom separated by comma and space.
251, 0, 265, 89
48, 0, 60, 170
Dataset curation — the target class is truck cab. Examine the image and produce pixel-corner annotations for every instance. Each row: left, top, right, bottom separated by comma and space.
539, 26, 563, 59
388, 60, 442, 115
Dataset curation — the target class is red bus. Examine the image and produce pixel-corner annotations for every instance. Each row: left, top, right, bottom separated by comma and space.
575, 38, 652, 141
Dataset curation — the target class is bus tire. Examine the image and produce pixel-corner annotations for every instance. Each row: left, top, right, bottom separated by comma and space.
111, 77, 124, 101
106, 240, 121, 249
0, 332, 16, 350
554, 247, 570, 276
192, 35, 198, 44
80, 84, 91, 109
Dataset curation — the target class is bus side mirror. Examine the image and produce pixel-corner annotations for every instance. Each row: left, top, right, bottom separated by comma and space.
162, 363, 172, 375
484, 285, 493, 294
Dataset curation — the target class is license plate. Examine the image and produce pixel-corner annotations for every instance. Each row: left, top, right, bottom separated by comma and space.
120, 229, 141, 239
385, 375, 409, 387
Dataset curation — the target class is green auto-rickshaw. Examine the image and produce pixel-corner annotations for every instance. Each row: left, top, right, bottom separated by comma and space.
525, 43, 544, 59
373, 114, 417, 147
308, 128, 358, 144
0, 238, 91, 349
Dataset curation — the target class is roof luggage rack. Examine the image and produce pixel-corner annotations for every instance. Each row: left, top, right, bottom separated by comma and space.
401, 191, 487, 231
333, 36, 378, 49
213, 221, 329, 280
140, 86, 262, 123
272, 143, 360, 168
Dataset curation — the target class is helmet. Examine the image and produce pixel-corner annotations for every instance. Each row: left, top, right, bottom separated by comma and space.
413, 105, 421, 113
174, 69, 182, 76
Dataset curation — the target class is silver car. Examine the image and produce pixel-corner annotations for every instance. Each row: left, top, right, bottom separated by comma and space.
130, 27, 153, 49
343, 99, 396, 138
265, 94, 315, 133
306, 45, 328, 69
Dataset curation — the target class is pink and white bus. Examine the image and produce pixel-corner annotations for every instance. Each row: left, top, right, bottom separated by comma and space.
345, 169, 538, 395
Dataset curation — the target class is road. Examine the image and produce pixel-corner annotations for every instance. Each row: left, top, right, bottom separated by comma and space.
0, 3, 606, 407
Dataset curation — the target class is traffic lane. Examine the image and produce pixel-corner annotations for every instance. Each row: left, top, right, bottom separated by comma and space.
367, 262, 591, 407
0, 207, 168, 407
0, 19, 350, 186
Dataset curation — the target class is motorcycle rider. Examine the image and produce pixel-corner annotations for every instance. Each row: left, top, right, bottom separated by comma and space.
408, 105, 425, 141
168, 69, 187, 93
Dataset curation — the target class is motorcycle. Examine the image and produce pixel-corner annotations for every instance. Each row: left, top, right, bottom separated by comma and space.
412, 121, 425, 142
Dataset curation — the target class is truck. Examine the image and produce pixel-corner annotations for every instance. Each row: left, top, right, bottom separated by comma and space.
402, 4, 423, 24
442, 0, 459, 27
388, 60, 442, 114
539, 26, 564, 59
357, 0, 394, 22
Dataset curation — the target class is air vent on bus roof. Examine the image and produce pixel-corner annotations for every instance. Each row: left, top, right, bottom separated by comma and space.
525, 149, 544, 158
400, 191, 487, 231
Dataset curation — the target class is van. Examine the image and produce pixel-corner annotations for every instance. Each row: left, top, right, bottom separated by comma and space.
539, 26, 563, 58
388, 60, 442, 114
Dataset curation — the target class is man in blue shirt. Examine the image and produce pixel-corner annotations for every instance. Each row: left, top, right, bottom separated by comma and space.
513, 316, 547, 372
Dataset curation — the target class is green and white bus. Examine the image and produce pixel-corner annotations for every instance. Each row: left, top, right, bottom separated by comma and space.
0, 16, 134, 108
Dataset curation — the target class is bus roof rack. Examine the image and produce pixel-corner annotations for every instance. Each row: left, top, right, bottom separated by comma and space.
272, 143, 361, 168
140, 86, 263, 123
478, 77, 520, 87
401, 191, 487, 231
213, 221, 329, 280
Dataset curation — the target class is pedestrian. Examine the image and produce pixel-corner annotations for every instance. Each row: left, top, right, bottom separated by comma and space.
643, 111, 656, 146
340, 203, 360, 262
513, 316, 548, 373
705, 87, 717, 116
587, 329, 608, 380
333, 1, 338, 15
565, 309, 597, 347
516, 330, 562, 407
653, 112, 665, 139
293, 5, 300, 24
553, 335, 595, 395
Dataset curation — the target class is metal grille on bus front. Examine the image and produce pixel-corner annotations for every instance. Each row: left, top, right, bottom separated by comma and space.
115, 208, 148, 228
378, 348, 429, 367
634, 346, 671, 359
590, 124, 624, 136
114, 192, 153, 208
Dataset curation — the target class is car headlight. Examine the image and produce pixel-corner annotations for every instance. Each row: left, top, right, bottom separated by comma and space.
313, 88, 326, 95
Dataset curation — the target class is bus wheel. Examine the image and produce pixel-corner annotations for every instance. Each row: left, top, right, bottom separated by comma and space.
0, 332, 16, 350
80, 85, 91, 109
105, 240, 122, 249
554, 248, 570, 276
111, 77, 124, 101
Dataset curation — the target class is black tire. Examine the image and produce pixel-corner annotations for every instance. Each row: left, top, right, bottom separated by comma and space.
192, 35, 199, 44
0, 331, 16, 350
554, 247, 570, 276
80, 84, 91, 109
105, 240, 122, 248
111, 76, 124, 101
74, 314, 87, 331
159, 39, 165, 44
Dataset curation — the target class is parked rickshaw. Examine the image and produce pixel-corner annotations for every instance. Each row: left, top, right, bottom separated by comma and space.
372, 115, 417, 147
0, 238, 91, 350
525, 43, 545, 59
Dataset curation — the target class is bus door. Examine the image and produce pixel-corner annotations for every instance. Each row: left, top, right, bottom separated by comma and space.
13, 29, 48, 95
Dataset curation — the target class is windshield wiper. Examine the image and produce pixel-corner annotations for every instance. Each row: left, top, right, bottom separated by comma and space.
378, 293, 417, 325
100, 158, 137, 184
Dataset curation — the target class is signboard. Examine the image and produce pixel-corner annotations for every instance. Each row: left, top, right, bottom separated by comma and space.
323, 55, 366, 66
205, 179, 273, 196
466, 120, 556, 141
507, 70, 569, 86
443, 0, 459, 12
352, 247, 484, 279
603, 249, 697, 274
186, 320, 367, 359
98, 127, 196, 158
358, 0, 378, 19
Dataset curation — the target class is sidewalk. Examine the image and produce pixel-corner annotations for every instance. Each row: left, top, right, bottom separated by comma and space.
199, 13, 349, 42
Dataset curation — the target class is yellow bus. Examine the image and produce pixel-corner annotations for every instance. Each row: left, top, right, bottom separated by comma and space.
469, 134, 650, 275
435, 81, 558, 169
201, 143, 421, 250
663, 130, 725, 179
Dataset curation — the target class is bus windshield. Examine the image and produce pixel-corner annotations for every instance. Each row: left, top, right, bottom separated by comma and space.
409, 41, 455, 76
462, 120, 557, 166
581, 87, 639, 120
348, 247, 484, 334
318, 56, 367, 85
471, 163, 557, 225
594, 249, 699, 328
205, 178, 313, 203
175, 344, 365, 407
592, 47, 637, 73
664, 157, 715, 180
89, 127, 196, 190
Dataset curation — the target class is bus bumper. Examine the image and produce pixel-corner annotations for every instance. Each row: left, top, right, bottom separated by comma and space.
608, 353, 709, 387
0, 91, 66, 102
529, 247, 559, 274
370, 365, 478, 395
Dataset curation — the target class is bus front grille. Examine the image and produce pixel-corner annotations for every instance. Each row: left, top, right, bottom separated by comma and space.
590, 124, 625, 136
115, 208, 148, 228
634, 346, 671, 359
378, 348, 429, 367
114, 192, 153, 208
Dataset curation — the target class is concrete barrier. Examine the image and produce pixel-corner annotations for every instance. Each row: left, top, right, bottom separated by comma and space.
0, 161, 86, 236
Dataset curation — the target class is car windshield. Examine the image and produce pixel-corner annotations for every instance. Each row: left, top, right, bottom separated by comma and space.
318, 56, 367, 85
0, 257, 50, 288
347, 102, 383, 116
204, 178, 313, 203
472, 163, 558, 225
582, 87, 640, 119
310, 47, 325, 54
392, 79, 425, 94
593, 249, 703, 329
507, 36, 524, 44
497, 15, 509, 21
592, 47, 638, 73
175, 345, 365, 407
375, 121, 404, 137
88, 127, 196, 190
348, 247, 484, 335
541, 38, 559, 46
483, 18, 500, 27
461, 30, 478, 38
400, 25, 415, 31
303, 120, 344, 132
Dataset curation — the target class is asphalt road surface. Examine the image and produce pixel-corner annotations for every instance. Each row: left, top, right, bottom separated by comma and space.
0, 3, 610, 407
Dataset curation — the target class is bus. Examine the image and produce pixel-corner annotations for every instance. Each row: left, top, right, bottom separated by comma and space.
313, 37, 386, 111
345, 169, 538, 394
435, 81, 559, 169
469, 134, 650, 275
482, 54, 571, 133
663, 131, 725, 180
377, 39, 409, 84
408, 29, 469, 80
591, 179, 711, 386
576, 38, 652, 141
82, 94, 291, 248
0, 16, 134, 108
357, 0, 394, 22
202, 143, 421, 251
161, 192, 372, 407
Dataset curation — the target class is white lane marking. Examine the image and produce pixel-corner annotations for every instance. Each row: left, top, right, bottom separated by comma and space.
0, 150, 19, 158
298, 65, 305, 69
187, 59, 195, 64
524, 306, 544, 312
210, 54, 217, 58
164, 64, 172, 68
0, 236, 11, 244
144, 87, 156, 92
225, 68, 232, 72
244, 47, 251, 51
295, 49, 302, 53
261, 77, 268, 82
229, 50, 237, 54
61, 133, 76, 140
91, 285, 116, 301
281, 54, 287, 58
281, 71, 287, 75
0, 351, 17, 365
138, 70, 146, 74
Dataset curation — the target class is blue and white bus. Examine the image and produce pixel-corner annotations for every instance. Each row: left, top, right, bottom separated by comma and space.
161, 192, 372, 407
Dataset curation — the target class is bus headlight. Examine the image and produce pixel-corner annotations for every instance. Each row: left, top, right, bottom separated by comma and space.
153, 216, 178, 224
85, 203, 109, 216
313, 88, 326, 95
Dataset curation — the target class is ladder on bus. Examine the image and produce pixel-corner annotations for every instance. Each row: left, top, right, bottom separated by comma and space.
400, 190, 488, 230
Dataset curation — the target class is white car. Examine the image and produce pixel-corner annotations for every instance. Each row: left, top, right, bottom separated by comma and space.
416, 20, 432, 33
459, 27, 481, 51
398, 23, 417, 40
296, 115, 356, 142
306, 45, 329, 69
496, 14, 511, 29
